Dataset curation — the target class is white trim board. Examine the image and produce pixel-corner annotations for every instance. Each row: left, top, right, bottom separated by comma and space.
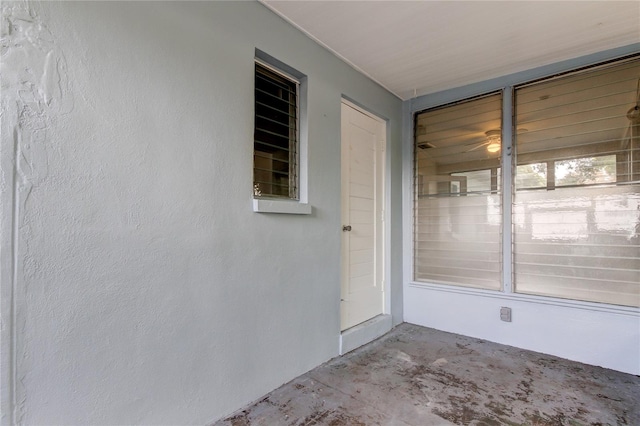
252, 199, 312, 214
340, 314, 393, 355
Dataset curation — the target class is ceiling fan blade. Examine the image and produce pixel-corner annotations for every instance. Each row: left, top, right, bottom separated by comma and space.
466, 141, 490, 152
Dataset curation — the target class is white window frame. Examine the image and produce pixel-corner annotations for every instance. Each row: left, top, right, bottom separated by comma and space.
405, 54, 639, 313
253, 50, 310, 214
412, 91, 504, 291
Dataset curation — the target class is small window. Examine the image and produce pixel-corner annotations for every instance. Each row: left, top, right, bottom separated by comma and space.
254, 62, 299, 199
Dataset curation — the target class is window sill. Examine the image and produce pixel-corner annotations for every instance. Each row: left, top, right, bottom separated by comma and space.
408, 281, 640, 316
253, 199, 312, 215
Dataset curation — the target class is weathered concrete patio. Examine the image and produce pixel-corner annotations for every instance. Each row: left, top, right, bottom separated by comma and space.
216, 323, 639, 425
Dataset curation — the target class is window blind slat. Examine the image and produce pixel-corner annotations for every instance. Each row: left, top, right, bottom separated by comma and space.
256, 114, 297, 131
255, 72, 297, 93
255, 87, 297, 107
256, 101, 297, 119
253, 167, 289, 178
254, 152, 288, 164
414, 272, 501, 290
254, 139, 291, 153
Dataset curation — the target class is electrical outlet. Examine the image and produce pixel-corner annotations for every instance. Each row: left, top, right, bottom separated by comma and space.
500, 307, 512, 322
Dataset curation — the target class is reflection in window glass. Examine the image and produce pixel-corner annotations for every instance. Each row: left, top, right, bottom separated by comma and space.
452, 169, 493, 194
555, 155, 616, 186
516, 163, 547, 189
530, 210, 589, 241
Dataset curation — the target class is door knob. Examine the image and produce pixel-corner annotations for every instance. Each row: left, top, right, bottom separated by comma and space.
342, 225, 352, 232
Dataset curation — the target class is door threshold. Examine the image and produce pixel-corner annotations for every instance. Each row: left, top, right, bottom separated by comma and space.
339, 314, 392, 355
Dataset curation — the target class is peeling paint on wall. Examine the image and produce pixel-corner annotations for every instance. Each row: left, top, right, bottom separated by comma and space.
1, 1, 73, 423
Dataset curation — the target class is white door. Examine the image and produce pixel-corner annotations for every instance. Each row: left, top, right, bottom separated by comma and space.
340, 101, 386, 331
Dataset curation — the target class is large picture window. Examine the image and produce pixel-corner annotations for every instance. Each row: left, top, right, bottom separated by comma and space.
514, 58, 639, 307
414, 93, 502, 290
413, 56, 640, 307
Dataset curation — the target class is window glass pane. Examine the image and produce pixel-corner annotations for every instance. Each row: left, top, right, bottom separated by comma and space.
414, 93, 502, 290
254, 63, 298, 199
451, 169, 495, 194
516, 163, 547, 189
514, 58, 640, 307
555, 155, 616, 186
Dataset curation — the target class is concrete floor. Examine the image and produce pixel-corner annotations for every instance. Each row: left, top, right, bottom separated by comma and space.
216, 323, 640, 426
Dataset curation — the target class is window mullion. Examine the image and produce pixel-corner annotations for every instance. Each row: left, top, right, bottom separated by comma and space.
502, 87, 514, 293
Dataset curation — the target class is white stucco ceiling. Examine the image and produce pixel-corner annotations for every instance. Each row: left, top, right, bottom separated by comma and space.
261, 1, 640, 100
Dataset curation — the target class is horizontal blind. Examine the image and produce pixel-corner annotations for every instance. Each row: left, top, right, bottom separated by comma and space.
414, 93, 502, 290
514, 57, 640, 307
254, 63, 298, 199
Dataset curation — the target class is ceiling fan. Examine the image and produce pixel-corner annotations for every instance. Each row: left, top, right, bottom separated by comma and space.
625, 78, 640, 123
416, 124, 498, 152
466, 129, 501, 153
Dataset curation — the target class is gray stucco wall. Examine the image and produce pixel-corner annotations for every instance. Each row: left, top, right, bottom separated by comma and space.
0, 1, 402, 424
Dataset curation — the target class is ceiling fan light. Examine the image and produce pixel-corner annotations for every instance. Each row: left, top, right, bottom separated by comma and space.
485, 129, 501, 153
487, 142, 501, 153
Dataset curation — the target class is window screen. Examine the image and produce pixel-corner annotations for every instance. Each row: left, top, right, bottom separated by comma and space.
414, 93, 502, 290
254, 62, 299, 199
514, 58, 640, 307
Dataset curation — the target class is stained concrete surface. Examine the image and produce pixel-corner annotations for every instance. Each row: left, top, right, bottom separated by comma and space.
216, 323, 640, 425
